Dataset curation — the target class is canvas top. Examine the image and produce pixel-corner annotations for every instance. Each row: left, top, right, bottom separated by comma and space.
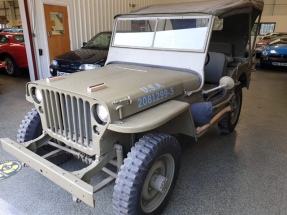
116, 0, 264, 18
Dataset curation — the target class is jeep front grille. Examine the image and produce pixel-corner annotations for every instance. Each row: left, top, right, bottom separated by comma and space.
42, 90, 93, 148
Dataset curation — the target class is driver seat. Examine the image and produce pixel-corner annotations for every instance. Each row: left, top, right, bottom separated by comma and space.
204, 52, 227, 85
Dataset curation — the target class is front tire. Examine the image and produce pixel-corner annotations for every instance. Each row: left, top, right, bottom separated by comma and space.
4, 56, 22, 76
218, 85, 242, 134
17, 108, 55, 154
113, 133, 181, 215
17, 108, 42, 143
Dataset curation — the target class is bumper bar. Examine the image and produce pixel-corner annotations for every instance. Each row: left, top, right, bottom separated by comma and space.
1, 138, 94, 207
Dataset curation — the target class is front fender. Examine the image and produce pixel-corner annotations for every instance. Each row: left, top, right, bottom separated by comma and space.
108, 100, 196, 137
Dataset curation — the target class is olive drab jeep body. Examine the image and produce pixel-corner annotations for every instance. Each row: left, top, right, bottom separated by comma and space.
1, 0, 263, 214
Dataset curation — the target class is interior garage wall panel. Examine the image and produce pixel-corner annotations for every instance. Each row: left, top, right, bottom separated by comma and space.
259, 16, 287, 32
263, 0, 287, 15
71, 0, 165, 49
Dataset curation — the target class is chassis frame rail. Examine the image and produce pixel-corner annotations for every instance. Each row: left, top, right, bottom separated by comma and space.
1, 138, 95, 207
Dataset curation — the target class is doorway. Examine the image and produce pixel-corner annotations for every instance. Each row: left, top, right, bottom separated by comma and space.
44, 4, 71, 61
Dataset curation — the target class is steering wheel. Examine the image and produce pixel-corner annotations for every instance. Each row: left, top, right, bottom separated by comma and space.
205, 52, 210, 66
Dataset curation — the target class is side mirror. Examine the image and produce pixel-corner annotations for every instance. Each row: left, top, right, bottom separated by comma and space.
83, 42, 87, 47
202, 76, 234, 94
219, 76, 234, 89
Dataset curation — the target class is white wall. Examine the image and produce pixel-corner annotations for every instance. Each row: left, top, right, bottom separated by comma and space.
262, 0, 287, 16
259, 16, 287, 32
70, 0, 165, 50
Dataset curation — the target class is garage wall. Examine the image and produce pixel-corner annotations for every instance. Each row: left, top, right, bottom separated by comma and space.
71, 0, 165, 49
259, 16, 287, 32
20, 0, 168, 80
19, 0, 287, 81
69, 0, 287, 49
263, 0, 287, 16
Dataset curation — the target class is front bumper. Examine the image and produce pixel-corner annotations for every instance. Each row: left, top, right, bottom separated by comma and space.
49, 66, 79, 76
1, 138, 94, 207
260, 57, 287, 66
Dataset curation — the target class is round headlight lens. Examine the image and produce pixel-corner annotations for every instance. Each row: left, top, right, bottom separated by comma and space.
262, 50, 268, 56
79, 64, 101, 71
35, 88, 43, 103
31, 87, 43, 104
51, 60, 58, 66
96, 105, 109, 123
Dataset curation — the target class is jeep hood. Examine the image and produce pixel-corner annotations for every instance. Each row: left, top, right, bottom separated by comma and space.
32, 64, 201, 121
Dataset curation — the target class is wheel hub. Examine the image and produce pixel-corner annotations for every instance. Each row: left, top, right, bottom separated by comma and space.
150, 173, 168, 193
141, 154, 175, 213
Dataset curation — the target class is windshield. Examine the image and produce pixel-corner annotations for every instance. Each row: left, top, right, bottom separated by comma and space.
84, 32, 111, 49
269, 37, 287, 45
113, 17, 210, 52
13, 35, 24, 42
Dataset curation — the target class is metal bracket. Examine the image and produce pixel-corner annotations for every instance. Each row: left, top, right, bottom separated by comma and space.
72, 150, 116, 183
113, 96, 132, 119
112, 96, 132, 105
22, 132, 51, 152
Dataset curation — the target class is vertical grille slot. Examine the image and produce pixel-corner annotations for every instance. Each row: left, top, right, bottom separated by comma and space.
84, 101, 93, 148
78, 98, 84, 145
72, 97, 79, 144
55, 92, 63, 135
60, 93, 68, 138
42, 89, 93, 149
66, 95, 73, 141
50, 91, 59, 133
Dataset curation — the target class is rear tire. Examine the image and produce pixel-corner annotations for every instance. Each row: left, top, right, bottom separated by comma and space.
113, 133, 181, 215
218, 85, 242, 134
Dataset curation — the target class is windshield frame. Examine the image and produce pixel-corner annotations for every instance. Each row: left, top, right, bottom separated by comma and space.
112, 15, 212, 53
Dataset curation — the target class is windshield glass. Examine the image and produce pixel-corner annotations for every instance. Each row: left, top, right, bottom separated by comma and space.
85, 32, 111, 48
113, 16, 210, 52
13, 35, 24, 42
269, 38, 287, 45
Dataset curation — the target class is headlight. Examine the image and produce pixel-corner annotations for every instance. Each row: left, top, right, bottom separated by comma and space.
95, 104, 109, 124
79, 64, 101, 71
51, 60, 58, 66
262, 50, 268, 56
31, 87, 43, 103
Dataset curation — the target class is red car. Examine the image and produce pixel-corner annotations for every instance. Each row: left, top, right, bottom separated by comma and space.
0, 32, 28, 76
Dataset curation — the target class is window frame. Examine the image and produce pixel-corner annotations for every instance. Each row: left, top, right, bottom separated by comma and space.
252, 22, 276, 36
112, 15, 212, 53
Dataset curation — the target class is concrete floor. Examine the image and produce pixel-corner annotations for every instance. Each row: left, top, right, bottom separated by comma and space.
0, 67, 287, 215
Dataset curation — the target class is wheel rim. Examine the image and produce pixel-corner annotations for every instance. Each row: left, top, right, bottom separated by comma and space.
230, 93, 241, 125
141, 154, 175, 213
5, 58, 14, 75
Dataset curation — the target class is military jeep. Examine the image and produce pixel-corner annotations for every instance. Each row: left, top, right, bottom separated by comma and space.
1, 0, 263, 214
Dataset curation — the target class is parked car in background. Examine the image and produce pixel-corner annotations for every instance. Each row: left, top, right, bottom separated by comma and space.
2, 28, 23, 33
50, 31, 111, 76
255, 32, 287, 58
260, 37, 287, 68
0, 32, 28, 76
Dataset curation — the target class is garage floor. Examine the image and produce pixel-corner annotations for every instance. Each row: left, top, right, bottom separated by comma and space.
0, 67, 287, 215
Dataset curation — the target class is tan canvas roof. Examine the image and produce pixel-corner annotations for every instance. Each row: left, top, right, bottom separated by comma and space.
116, 0, 263, 18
